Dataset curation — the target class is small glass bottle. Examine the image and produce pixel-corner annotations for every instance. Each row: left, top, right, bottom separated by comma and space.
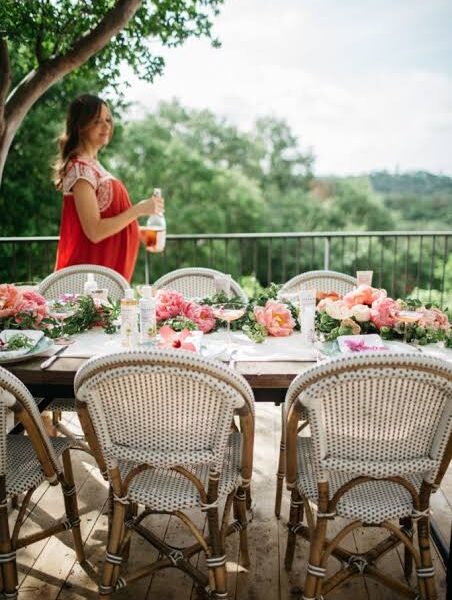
139, 285, 157, 344
120, 288, 138, 347
83, 273, 98, 296
141, 188, 166, 253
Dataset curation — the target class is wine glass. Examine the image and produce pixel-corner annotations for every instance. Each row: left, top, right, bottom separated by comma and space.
398, 310, 421, 344
211, 301, 247, 349
47, 300, 76, 345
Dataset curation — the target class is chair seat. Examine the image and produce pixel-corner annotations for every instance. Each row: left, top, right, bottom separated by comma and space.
46, 397, 75, 411
119, 432, 243, 511
6, 435, 71, 497
296, 437, 422, 522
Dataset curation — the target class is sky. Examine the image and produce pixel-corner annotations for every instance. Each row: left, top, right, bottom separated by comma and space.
122, 0, 452, 176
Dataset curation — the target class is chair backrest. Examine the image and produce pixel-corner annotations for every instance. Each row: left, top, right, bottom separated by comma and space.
75, 350, 254, 476
279, 270, 357, 299
153, 268, 248, 302
0, 366, 62, 480
37, 265, 129, 301
285, 354, 452, 486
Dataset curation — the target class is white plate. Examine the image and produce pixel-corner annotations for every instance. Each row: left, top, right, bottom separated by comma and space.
337, 334, 386, 353
0, 329, 45, 360
0, 336, 54, 364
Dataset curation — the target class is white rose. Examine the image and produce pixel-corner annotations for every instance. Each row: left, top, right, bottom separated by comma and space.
325, 300, 353, 320
352, 304, 371, 323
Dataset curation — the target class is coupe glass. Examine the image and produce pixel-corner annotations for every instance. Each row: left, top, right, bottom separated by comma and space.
398, 310, 421, 344
211, 301, 246, 349
47, 300, 76, 345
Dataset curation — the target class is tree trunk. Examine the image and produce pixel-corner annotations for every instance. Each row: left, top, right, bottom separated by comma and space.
0, 0, 143, 189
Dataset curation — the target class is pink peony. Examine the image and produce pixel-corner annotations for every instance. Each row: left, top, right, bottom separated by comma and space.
183, 302, 216, 333
370, 297, 401, 329
417, 307, 450, 331
343, 285, 386, 308
254, 300, 295, 337
325, 300, 353, 320
0, 284, 21, 318
157, 326, 196, 351
13, 290, 49, 326
155, 289, 186, 321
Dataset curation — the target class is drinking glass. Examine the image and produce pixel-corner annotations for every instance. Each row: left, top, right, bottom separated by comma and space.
398, 310, 421, 344
211, 301, 246, 349
47, 301, 76, 345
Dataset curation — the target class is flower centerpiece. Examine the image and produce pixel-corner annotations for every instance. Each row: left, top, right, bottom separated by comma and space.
154, 283, 298, 343
0, 284, 120, 338
315, 284, 451, 347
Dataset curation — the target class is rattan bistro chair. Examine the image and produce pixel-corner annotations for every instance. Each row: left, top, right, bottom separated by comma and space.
274, 270, 357, 517
278, 269, 357, 299
284, 353, 452, 600
153, 267, 248, 302
0, 366, 85, 599
37, 264, 129, 440
75, 349, 255, 599
37, 264, 129, 301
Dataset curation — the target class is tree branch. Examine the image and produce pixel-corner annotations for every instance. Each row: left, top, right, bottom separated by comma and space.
5, 0, 143, 130
0, 36, 11, 131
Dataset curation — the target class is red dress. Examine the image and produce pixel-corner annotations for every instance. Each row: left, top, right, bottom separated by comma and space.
55, 157, 139, 282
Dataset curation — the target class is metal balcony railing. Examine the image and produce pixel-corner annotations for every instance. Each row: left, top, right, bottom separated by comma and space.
0, 231, 451, 305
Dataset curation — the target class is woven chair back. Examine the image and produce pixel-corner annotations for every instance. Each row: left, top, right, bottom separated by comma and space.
286, 354, 452, 484
75, 350, 254, 472
0, 366, 62, 477
153, 268, 248, 301
279, 269, 357, 298
37, 264, 129, 300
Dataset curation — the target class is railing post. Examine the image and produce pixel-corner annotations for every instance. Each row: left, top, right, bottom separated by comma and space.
324, 237, 331, 270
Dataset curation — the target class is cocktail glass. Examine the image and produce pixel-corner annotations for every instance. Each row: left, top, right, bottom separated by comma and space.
398, 310, 421, 344
47, 301, 76, 345
211, 301, 246, 349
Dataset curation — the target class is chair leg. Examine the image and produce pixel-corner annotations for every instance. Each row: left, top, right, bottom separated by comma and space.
285, 489, 304, 570
275, 403, 285, 518
234, 486, 250, 568
0, 498, 18, 600
416, 515, 437, 600
303, 516, 328, 600
61, 449, 85, 563
400, 516, 413, 578
52, 408, 62, 427
99, 497, 127, 598
206, 501, 227, 599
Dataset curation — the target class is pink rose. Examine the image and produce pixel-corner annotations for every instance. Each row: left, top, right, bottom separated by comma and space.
11, 289, 48, 326
325, 300, 353, 320
0, 284, 21, 318
343, 285, 386, 307
417, 307, 450, 331
370, 297, 401, 329
351, 303, 371, 323
254, 300, 295, 337
156, 289, 186, 321
183, 302, 216, 333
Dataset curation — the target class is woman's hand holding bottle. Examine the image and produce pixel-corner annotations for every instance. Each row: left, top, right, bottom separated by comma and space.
138, 188, 166, 253
136, 190, 164, 217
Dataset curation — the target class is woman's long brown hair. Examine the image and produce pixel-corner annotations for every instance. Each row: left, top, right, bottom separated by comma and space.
53, 94, 112, 190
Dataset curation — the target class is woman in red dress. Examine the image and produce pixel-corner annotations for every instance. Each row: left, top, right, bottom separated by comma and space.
54, 94, 164, 282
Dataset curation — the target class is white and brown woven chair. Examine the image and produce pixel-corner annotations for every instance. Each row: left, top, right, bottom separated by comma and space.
284, 353, 452, 600
0, 366, 85, 599
75, 349, 255, 599
275, 269, 357, 517
37, 264, 129, 301
37, 264, 129, 441
153, 267, 248, 302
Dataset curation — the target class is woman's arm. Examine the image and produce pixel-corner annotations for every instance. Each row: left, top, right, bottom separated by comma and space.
73, 180, 164, 244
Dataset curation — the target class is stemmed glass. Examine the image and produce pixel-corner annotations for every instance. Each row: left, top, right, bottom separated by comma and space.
47, 300, 76, 345
398, 311, 421, 344
211, 301, 247, 350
